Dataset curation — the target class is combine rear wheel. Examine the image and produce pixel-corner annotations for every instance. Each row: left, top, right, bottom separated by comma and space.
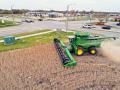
89, 47, 97, 55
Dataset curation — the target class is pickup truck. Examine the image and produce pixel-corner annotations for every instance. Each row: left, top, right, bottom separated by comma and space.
82, 24, 96, 29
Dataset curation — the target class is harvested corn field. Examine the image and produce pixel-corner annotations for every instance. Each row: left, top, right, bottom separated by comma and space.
0, 44, 120, 90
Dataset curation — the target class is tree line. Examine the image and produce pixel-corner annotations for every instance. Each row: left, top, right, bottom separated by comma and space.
0, 9, 29, 14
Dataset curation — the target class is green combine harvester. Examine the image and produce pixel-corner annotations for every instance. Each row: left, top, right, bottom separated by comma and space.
54, 32, 117, 67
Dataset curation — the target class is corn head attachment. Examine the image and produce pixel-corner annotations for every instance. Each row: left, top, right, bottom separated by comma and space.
54, 38, 77, 67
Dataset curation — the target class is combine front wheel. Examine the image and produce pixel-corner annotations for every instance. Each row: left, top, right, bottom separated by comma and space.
77, 47, 84, 56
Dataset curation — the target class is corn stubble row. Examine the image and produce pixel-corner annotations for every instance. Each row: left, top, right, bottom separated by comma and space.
0, 44, 120, 90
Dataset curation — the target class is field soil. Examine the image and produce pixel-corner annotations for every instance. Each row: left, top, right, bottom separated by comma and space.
0, 44, 120, 90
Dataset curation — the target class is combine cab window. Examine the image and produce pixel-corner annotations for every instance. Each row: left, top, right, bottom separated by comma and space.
69, 38, 74, 43
68, 36, 75, 43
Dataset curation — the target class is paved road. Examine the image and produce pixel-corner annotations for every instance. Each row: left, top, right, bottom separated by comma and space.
0, 20, 95, 36
0, 21, 120, 37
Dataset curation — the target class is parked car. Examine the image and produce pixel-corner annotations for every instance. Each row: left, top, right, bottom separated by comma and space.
102, 26, 111, 30
5, 16, 9, 18
22, 19, 34, 23
38, 19, 43, 21
82, 24, 95, 29
116, 23, 120, 26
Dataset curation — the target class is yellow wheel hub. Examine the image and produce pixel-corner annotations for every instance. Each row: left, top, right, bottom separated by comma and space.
91, 50, 96, 54
78, 49, 83, 55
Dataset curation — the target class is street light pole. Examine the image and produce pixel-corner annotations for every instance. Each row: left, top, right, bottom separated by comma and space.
66, 5, 69, 32
10, 0, 14, 22
89, 13, 92, 23
11, 5, 14, 22
66, 4, 76, 32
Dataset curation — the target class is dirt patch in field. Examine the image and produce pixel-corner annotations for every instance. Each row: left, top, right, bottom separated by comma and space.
0, 44, 120, 90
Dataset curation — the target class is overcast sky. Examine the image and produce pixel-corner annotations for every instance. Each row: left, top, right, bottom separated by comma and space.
0, 0, 120, 12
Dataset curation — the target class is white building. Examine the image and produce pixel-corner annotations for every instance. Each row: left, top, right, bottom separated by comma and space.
26, 11, 64, 18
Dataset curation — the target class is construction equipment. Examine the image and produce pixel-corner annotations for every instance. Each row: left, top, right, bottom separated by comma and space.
54, 38, 77, 67
96, 22, 105, 25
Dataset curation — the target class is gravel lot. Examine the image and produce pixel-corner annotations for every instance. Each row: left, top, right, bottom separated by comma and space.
0, 44, 120, 90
